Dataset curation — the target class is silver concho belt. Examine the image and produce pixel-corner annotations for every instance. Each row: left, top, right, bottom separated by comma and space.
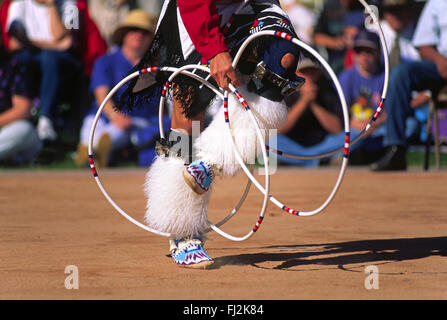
253, 61, 305, 96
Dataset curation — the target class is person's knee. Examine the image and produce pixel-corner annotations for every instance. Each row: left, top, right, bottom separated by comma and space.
390, 62, 413, 82
8, 120, 34, 138
0, 120, 36, 149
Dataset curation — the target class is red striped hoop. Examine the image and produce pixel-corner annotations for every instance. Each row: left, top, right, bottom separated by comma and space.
88, 0, 388, 239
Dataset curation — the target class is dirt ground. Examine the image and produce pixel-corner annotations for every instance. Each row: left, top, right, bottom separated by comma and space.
1, 166, 446, 300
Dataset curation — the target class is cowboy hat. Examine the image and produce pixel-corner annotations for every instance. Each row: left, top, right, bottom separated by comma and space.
112, 9, 157, 46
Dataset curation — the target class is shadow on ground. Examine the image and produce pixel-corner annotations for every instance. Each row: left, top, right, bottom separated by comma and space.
213, 236, 447, 271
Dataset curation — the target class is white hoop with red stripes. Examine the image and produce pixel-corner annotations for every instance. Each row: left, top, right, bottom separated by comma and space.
88, 0, 388, 240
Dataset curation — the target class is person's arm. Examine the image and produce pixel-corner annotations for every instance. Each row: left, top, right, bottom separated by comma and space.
177, 0, 227, 62
0, 95, 32, 127
278, 98, 310, 134
312, 4, 345, 51
412, 0, 447, 79
94, 86, 131, 130
45, 0, 69, 41
31, 0, 73, 51
278, 81, 317, 134
177, 0, 239, 89
418, 45, 447, 80
31, 37, 72, 51
309, 102, 342, 134
313, 33, 346, 50
90, 54, 131, 130
410, 91, 431, 109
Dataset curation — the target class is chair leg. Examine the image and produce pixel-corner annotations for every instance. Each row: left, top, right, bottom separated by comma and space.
424, 100, 435, 171
434, 106, 440, 170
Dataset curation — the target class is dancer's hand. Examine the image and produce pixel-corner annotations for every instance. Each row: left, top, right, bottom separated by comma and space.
210, 51, 241, 90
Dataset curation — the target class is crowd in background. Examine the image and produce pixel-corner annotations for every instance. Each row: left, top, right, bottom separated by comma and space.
0, 0, 444, 171
277, 0, 437, 170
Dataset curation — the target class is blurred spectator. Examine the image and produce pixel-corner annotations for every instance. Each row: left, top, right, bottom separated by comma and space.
378, 0, 421, 67
281, 0, 323, 45
313, 0, 364, 74
275, 58, 344, 167
6, 0, 83, 141
74, 9, 168, 168
0, 43, 42, 165
339, 30, 388, 163
136, 0, 163, 17
343, 9, 365, 69
76, 0, 108, 77
88, 0, 137, 47
371, 0, 447, 171
376, 0, 430, 142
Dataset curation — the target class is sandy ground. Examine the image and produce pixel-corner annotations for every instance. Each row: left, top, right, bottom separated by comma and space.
1, 167, 446, 300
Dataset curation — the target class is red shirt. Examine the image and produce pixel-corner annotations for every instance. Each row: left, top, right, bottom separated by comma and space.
177, 0, 229, 63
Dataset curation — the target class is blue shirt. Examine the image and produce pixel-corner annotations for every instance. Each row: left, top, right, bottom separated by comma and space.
88, 48, 159, 120
338, 65, 384, 122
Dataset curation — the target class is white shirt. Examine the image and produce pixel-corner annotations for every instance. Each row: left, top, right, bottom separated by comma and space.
7, 0, 75, 43
412, 0, 447, 57
283, 2, 317, 44
379, 20, 420, 63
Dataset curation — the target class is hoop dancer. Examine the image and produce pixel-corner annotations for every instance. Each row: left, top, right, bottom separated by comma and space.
118, 0, 303, 268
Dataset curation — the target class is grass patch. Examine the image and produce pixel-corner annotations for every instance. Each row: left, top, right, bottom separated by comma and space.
407, 150, 447, 168
2, 146, 446, 171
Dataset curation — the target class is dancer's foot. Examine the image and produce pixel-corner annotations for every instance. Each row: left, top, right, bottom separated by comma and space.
171, 237, 214, 269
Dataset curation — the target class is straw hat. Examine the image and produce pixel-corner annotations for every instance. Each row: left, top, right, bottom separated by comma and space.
112, 9, 157, 46
297, 58, 320, 71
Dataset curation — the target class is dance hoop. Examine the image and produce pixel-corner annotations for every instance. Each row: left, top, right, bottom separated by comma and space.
267, 0, 390, 160
88, 0, 388, 240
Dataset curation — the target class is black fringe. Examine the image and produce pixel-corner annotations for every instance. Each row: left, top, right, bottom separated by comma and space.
117, 0, 299, 119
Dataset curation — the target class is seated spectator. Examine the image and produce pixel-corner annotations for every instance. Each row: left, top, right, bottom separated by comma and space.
342, 9, 365, 69
378, 0, 421, 68
76, 0, 108, 78
339, 30, 387, 163
0, 43, 42, 165
6, 0, 83, 141
74, 9, 168, 168
339, 30, 420, 164
370, 0, 447, 171
275, 58, 344, 167
376, 0, 430, 142
313, 0, 363, 74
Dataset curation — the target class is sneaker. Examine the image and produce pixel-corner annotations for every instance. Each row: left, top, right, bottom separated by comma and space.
370, 145, 407, 171
37, 116, 57, 141
171, 237, 214, 269
183, 160, 213, 194
95, 133, 112, 168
